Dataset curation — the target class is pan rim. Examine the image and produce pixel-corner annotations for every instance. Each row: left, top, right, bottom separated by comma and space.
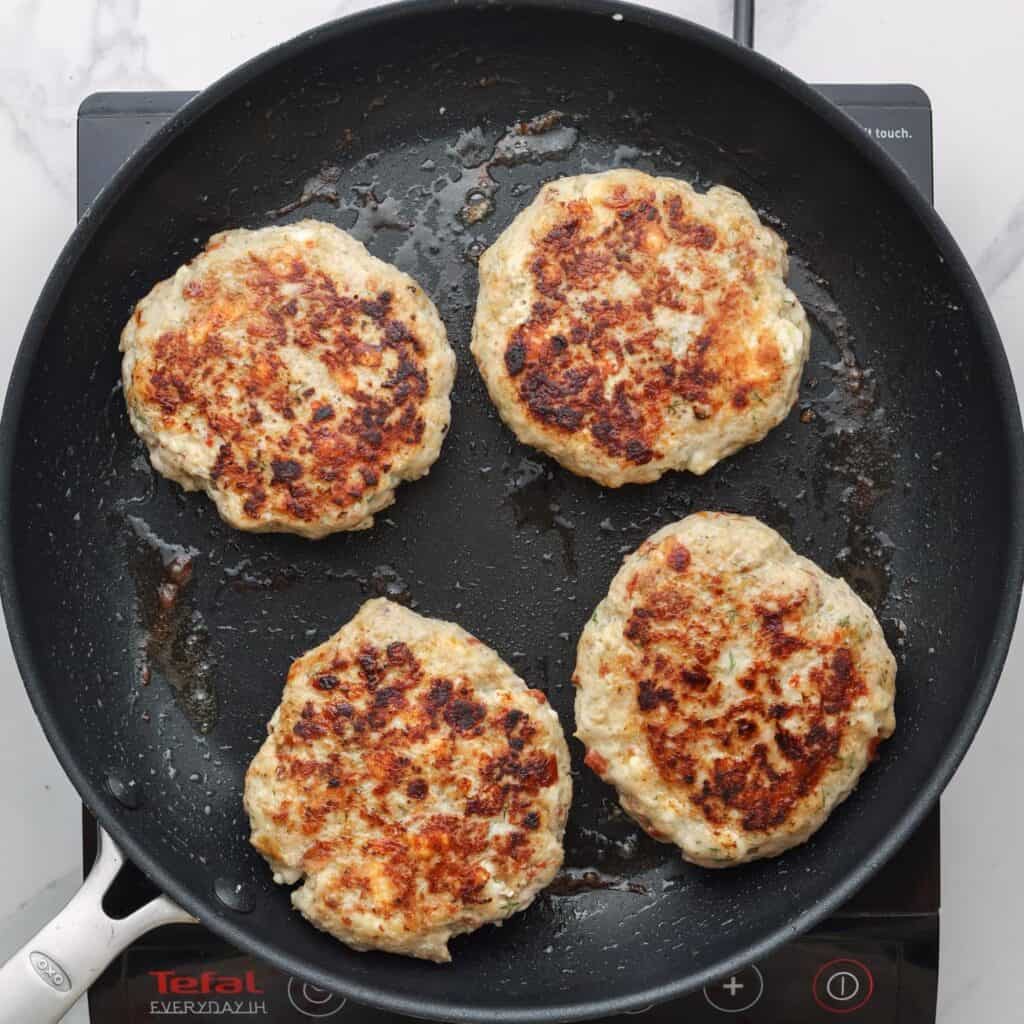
1, 0, 1022, 1019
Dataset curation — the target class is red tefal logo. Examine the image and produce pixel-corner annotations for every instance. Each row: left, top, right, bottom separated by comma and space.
149, 970, 265, 995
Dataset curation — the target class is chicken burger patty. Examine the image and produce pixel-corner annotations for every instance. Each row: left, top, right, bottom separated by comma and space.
573, 512, 895, 866
472, 170, 809, 486
121, 220, 456, 538
245, 598, 572, 961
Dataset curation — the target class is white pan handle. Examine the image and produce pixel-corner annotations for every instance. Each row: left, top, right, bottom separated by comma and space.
0, 827, 196, 1024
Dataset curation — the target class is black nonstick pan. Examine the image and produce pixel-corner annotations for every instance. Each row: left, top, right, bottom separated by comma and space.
1, 1, 1022, 1021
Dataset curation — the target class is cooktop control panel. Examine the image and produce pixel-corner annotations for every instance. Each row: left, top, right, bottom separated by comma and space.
79, 83, 937, 1023
86, 912, 938, 1021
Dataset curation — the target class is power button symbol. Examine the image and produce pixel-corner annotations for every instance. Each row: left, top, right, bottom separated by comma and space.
813, 959, 874, 1014
827, 970, 860, 1002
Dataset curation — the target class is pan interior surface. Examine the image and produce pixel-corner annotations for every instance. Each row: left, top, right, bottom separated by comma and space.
2, 3, 1020, 1019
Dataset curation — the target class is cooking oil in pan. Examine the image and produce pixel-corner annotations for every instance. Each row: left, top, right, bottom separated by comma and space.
788, 255, 898, 608
125, 514, 218, 734
503, 457, 577, 577
547, 867, 648, 896
268, 109, 580, 293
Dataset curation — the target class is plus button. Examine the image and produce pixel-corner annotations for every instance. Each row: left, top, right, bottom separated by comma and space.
722, 976, 744, 997
703, 965, 765, 1013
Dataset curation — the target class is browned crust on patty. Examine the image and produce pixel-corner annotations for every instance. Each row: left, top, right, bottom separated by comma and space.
507, 192, 783, 464
625, 590, 865, 834
245, 600, 571, 959
121, 221, 454, 536
472, 171, 810, 486
573, 513, 895, 865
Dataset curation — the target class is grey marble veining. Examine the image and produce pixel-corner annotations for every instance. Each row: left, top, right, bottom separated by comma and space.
976, 195, 1024, 296
0, 2, 1021, 1021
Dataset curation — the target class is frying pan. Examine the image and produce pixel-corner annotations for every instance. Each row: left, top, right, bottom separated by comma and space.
1, 1, 1022, 1021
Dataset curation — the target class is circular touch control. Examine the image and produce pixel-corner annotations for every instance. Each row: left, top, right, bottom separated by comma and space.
812, 958, 875, 1014
703, 965, 764, 1013
287, 977, 347, 1018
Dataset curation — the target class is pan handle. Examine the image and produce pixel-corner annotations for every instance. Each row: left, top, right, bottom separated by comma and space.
0, 827, 195, 1024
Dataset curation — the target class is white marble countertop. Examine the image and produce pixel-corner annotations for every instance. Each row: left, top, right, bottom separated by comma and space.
1, 1, 1021, 1021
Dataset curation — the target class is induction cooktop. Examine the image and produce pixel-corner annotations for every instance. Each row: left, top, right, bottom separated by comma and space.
77, 80, 938, 1023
